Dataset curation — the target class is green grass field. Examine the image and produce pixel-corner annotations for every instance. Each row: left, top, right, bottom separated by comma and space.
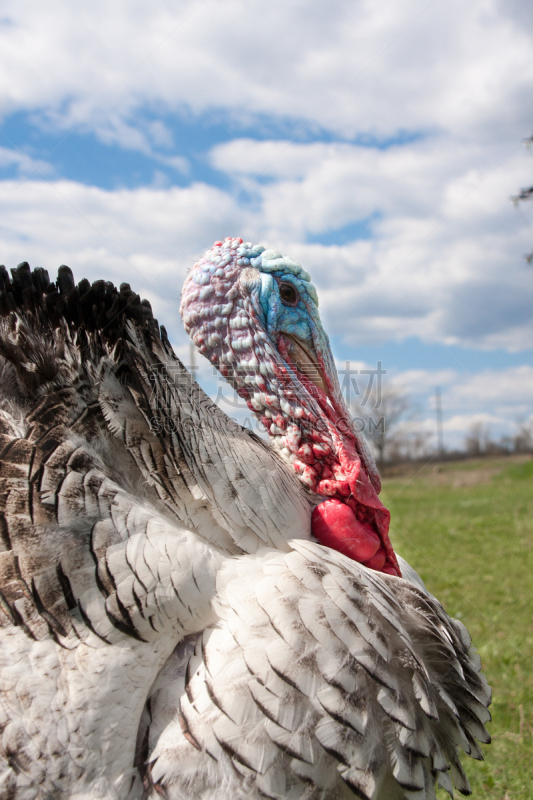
381, 456, 533, 799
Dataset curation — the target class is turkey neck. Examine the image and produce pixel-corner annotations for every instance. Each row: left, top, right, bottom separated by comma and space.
181, 238, 399, 574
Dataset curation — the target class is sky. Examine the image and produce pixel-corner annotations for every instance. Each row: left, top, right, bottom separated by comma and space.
0, 0, 532, 453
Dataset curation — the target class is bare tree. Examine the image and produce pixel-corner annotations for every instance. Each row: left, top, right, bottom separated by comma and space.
511, 133, 533, 264
513, 418, 533, 453
464, 421, 492, 456
350, 384, 416, 466
389, 427, 433, 462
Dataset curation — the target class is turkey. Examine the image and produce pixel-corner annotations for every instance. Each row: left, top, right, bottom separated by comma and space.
0, 239, 490, 800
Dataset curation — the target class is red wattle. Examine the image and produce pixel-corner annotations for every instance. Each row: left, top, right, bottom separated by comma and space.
312, 499, 381, 564
362, 547, 387, 571
273, 337, 401, 577
342, 459, 401, 576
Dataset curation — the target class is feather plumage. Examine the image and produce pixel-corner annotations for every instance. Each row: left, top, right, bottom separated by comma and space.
0, 258, 490, 799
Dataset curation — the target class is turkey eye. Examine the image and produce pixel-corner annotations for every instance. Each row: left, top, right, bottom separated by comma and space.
279, 282, 299, 306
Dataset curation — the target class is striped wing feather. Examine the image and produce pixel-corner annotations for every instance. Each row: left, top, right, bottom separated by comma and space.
145, 541, 490, 800
0, 265, 312, 798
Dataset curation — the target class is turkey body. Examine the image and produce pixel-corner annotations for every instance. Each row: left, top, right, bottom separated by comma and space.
0, 262, 490, 800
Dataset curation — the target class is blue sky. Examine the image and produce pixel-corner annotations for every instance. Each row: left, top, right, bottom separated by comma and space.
0, 0, 532, 452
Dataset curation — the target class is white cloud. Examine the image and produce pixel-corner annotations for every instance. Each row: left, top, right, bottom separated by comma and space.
386, 366, 533, 447
0, 177, 242, 345
0, 2, 530, 356
332, 364, 532, 451
208, 135, 533, 350
1, 121, 532, 356
392, 365, 533, 412
389, 369, 459, 395
442, 413, 502, 432
0, 146, 52, 176
0, 0, 532, 148
445, 365, 533, 411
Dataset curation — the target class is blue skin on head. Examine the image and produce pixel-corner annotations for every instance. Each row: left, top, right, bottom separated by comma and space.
256, 270, 323, 354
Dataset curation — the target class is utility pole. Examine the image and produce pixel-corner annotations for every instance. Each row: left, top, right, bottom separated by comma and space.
435, 386, 444, 458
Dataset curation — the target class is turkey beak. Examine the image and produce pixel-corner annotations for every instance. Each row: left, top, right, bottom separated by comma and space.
284, 334, 328, 394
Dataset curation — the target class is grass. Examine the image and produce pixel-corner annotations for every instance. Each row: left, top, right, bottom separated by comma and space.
381, 455, 533, 799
